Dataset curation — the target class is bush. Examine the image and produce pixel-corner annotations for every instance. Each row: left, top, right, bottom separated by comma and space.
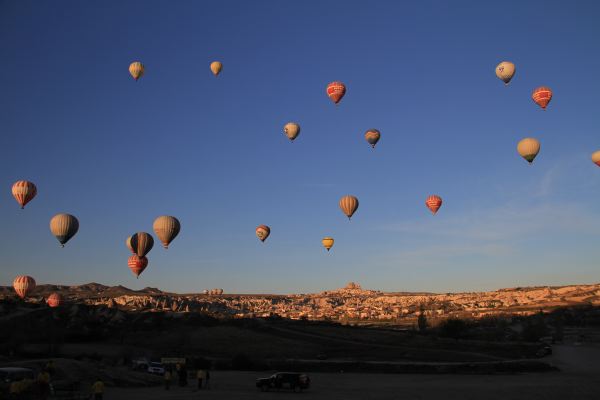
438, 319, 469, 340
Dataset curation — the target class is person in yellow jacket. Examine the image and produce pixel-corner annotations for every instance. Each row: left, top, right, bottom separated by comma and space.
37, 370, 51, 400
91, 379, 105, 400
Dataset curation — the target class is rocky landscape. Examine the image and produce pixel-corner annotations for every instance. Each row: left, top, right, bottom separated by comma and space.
2, 281, 599, 324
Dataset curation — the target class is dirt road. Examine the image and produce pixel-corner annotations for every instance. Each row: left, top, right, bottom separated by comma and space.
107, 343, 600, 400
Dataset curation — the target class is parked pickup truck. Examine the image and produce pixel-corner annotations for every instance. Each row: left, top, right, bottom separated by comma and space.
256, 372, 310, 392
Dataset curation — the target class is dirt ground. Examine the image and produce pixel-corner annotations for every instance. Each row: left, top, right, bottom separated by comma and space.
107, 345, 600, 400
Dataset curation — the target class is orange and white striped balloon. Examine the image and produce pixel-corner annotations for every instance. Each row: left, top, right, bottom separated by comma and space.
128, 255, 148, 278
591, 150, 600, 167
129, 61, 144, 81
339, 195, 359, 220
130, 232, 154, 257
425, 195, 443, 215
46, 293, 62, 308
12, 180, 37, 209
256, 225, 271, 242
326, 81, 346, 104
13, 275, 36, 299
532, 87, 552, 110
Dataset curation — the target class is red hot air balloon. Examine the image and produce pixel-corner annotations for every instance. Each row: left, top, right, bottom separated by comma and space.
425, 195, 443, 215
12, 180, 37, 209
13, 275, 36, 299
327, 82, 346, 105
532, 87, 553, 110
46, 293, 62, 307
256, 225, 271, 242
128, 255, 148, 278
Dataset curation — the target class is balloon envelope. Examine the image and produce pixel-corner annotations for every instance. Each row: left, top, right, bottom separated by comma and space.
532, 87, 552, 110
13, 275, 36, 299
210, 61, 222, 76
50, 214, 79, 247
47, 293, 62, 308
129, 62, 144, 81
284, 122, 301, 142
591, 150, 600, 167
339, 195, 359, 220
495, 61, 515, 85
256, 225, 271, 242
425, 195, 443, 214
327, 82, 346, 104
364, 129, 381, 148
126, 236, 134, 253
153, 216, 181, 249
128, 255, 148, 278
322, 237, 334, 251
130, 232, 154, 257
517, 138, 541, 163
12, 180, 37, 209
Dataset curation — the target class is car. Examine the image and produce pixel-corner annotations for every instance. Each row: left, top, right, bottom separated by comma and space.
147, 362, 165, 375
256, 372, 310, 392
0, 367, 35, 394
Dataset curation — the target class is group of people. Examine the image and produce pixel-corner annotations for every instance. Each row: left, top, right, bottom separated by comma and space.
163, 364, 211, 391
8, 360, 54, 400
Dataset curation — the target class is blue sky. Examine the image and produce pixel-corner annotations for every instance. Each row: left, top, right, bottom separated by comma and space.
1, 0, 600, 294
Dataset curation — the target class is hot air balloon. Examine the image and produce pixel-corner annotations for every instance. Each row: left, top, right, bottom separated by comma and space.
592, 150, 600, 167
11, 180, 37, 209
339, 195, 359, 220
128, 255, 148, 278
129, 62, 144, 81
425, 195, 443, 215
126, 236, 134, 254
322, 237, 334, 251
153, 216, 181, 249
210, 61, 222, 76
50, 214, 79, 247
13, 275, 36, 299
517, 138, 541, 164
284, 122, 301, 142
256, 225, 270, 242
495, 61, 515, 85
532, 87, 552, 110
327, 82, 346, 105
364, 129, 381, 149
46, 293, 62, 308
130, 232, 154, 257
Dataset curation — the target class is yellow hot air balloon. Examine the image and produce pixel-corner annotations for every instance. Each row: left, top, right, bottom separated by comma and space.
283, 122, 301, 142
495, 61, 515, 85
339, 195, 359, 220
210, 61, 222, 76
591, 150, 600, 167
129, 62, 144, 81
517, 138, 541, 164
153, 216, 181, 249
50, 214, 79, 247
322, 237, 334, 251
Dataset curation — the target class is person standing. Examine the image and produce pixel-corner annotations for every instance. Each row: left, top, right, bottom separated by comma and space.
205, 370, 210, 390
196, 369, 205, 390
37, 369, 51, 400
164, 369, 172, 390
91, 379, 104, 400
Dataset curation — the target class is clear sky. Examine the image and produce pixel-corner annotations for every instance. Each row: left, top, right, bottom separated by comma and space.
1, 0, 600, 294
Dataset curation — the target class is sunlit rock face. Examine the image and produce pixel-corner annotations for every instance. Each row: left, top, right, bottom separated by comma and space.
2, 282, 600, 322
